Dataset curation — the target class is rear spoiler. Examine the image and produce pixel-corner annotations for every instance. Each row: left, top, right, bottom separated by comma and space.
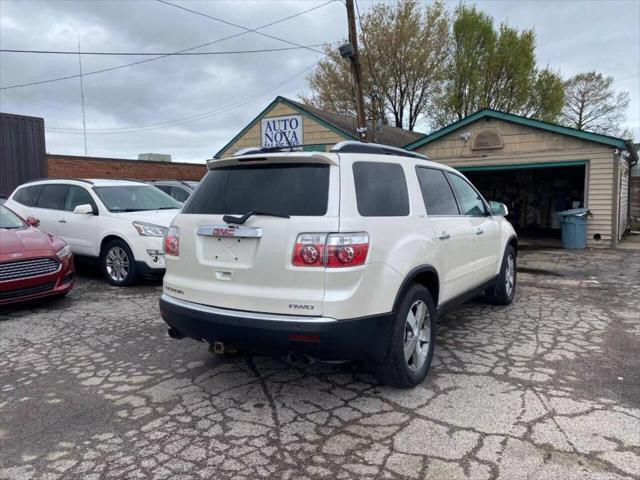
206, 151, 339, 170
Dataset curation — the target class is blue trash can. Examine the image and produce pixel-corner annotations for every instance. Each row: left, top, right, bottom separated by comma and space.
558, 208, 589, 249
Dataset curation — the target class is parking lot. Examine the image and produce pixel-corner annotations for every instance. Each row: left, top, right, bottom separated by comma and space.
1, 249, 639, 480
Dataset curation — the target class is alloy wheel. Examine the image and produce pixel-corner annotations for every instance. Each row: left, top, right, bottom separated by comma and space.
105, 246, 129, 283
505, 254, 515, 297
404, 300, 431, 371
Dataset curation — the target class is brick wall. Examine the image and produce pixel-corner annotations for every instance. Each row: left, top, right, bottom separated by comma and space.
46, 154, 207, 181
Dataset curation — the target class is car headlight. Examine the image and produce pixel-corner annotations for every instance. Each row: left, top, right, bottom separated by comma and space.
56, 245, 72, 259
133, 221, 168, 237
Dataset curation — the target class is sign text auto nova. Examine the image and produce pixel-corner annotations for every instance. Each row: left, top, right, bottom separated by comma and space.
261, 115, 303, 148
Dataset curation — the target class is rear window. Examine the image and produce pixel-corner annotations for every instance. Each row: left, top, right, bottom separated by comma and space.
353, 162, 409, 217
184, 164, 329, 216
37, 184, 69, 210
13, 185, 44, 206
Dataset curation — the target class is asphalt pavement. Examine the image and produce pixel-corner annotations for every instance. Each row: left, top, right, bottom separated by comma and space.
1, 248, 639, 479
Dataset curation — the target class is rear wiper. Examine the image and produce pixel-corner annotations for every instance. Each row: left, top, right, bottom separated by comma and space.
223, 210, 290, 225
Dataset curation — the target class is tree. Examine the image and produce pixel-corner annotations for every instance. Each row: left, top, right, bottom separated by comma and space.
560, 72, 630, 136
302, 0, 450, 131
434, 5, 565, 127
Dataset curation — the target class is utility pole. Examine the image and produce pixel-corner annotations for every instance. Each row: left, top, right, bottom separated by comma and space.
77, 34, 88, 156
345, 0, 367, 141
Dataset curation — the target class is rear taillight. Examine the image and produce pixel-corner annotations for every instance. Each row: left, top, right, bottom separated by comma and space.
325, 233, 369, 267
292, 233, 326, 266
292, 232, 369, 268
164, 226, 180, 256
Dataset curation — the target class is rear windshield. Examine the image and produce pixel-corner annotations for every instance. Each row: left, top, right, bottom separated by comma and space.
184, 164, 329, 216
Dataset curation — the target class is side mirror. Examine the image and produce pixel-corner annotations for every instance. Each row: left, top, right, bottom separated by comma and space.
26, 216, 40, 227
73, 204, 94, 215
489, 201, 508, 216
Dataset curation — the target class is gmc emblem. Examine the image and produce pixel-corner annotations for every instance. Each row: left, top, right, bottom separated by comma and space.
213, 228, 236, 237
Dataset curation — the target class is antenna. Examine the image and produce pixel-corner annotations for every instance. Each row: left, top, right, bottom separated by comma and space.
77, 34, 88, 156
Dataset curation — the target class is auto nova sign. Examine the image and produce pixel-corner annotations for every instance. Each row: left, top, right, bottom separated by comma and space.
261, 115, 303, 148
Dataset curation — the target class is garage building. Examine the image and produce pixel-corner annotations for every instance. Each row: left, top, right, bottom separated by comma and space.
215, 98, 638, 248
405, 110, 637, 247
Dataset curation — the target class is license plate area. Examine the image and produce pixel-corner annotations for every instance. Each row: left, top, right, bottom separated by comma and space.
197, 226, 260, 266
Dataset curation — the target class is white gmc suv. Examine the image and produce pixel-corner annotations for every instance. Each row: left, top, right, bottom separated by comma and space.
160, 142, 517, 387
5, 179, 182, 286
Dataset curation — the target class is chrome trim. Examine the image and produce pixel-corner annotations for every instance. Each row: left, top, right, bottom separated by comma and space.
197, 225, 263, 238
0, 258, 62, 283
161, 293, 337, 324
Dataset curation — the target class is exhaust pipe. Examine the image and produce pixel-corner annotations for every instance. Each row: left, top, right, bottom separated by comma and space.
167, 327, 185, 340
286, 352, 316, 367
213, 341, 225, 355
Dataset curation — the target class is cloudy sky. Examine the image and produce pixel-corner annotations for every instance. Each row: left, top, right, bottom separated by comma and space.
1, 0, 638, 163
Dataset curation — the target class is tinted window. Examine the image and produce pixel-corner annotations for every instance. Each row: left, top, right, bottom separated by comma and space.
155, 185, 172, 195
446, 173, 488, 216
37, 184, 69, 210
353, 162, 409, 217
65, 186, 96, 212
185, 164, 329, 216
416, 168, 459, 216
13, 185, 44, 206
93, 186, 182, 212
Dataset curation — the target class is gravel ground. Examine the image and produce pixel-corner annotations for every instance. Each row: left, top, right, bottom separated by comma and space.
1, 249, 639, 480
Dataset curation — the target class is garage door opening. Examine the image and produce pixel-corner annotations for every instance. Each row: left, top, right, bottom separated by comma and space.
463, 164, 586, 241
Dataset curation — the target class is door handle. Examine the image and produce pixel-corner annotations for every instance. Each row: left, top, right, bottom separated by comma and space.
58, 219, 67, 223
475, 228, 484, 235
438, 232, 450, 240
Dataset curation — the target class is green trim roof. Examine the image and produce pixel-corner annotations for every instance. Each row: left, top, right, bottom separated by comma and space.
214, 96, 355, 158
404, 108, 632, 152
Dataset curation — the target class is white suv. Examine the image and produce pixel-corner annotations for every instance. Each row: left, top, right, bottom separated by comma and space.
160, 142, 517, 387
5, 179, 182, 286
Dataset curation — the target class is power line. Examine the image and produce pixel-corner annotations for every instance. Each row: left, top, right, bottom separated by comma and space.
0, 0, 334, 90
45, 63, 315, 134
0, 44, 325, 56
156, 0, 327, 55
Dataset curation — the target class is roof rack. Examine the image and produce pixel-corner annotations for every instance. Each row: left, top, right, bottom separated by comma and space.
21, 178, 95, 185
232, 146, 304, 157
330, 141, 428, 160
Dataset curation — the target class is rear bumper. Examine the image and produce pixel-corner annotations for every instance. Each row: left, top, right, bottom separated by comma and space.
159, 294, 394, 362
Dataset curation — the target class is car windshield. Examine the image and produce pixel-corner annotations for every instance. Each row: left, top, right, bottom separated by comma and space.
93, 186, 182, 212
0, 205, 26, 229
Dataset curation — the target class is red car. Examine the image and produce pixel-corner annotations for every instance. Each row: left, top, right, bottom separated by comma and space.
0, 204, 74, 305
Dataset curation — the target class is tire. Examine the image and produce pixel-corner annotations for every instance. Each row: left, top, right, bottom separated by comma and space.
375, 284, 436, 388
101, 239, 137, 287
486, 245, 516, 305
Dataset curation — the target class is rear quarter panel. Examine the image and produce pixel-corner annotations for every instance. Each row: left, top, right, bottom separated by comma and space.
325, 155, 444, 319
